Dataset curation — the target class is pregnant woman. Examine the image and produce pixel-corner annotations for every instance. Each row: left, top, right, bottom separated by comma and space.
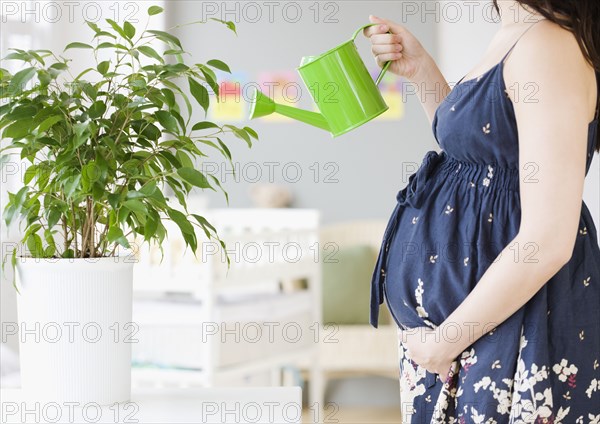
366, 1, 600, 422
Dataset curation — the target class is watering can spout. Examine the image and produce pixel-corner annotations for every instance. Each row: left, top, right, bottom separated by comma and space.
248, 88, 330, 132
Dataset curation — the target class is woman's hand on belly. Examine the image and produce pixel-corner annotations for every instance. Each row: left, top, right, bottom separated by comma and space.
401, 326, 457, 378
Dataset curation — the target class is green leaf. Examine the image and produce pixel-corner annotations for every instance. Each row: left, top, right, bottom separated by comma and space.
210, 18, 237, 34
97, 61, 110, 75
137, 46, 164, 63
24, 165, 37, 184
4, 118, 33, 139
86, 21, 101, 34
161, 79, 192, 117
168, 209, 198, 255
207, 59, 231, 73
164, 49, 185, 56
243, 126, 259, 140
43, 245, 55, 257
216, 138, 232, 161
158, 150, 182, 168
144, 212, 159, 241
44, 229, 56, 250
177, 167, 212, 189
161, 88, 176, 108
88, 101, 107, 119
7, 105, 37, 121
61, 249, 74, 259
224, 125, 252, 147
47, 208, 62, 229
123, 21, 136, 39
50, 62, 68, 71
197, 66, 220, 99
4, 187, 28, 226
148, 6, 164, 15
37, 69, 51, 86
123, 199, 147, 214
72, 122, 90, 149
27, 50, 45, 65
63, 174, 81, 198
106, 19, 129, 40
191, 213, 217, 238
65, 42, 94, 50
139, 181, 158, 196
155, 110, 179, 133
107, 226, 130, 248
192, 121, 220, 131
138, 122, 161, 141
96, 42, 116, 49
14, 186, 29, 208
167, 209, 194, 235
37, 115, 63, 133
108, 192, 121, 210
27, 233, 44, 257
4, 52, 31, 62
94, 31, 117, 40
81, 161, 100, 191
147, 30, 183, 49
8, 67, 36, 94
188, 78, 209, 113
126, 190, 146, 199
81, 82, 98, 100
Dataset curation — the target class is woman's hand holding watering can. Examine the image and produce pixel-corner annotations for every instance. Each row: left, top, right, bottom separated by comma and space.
364, 15, 429, 81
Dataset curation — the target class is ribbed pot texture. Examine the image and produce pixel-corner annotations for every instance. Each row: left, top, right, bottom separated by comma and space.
16, 257, 134, 405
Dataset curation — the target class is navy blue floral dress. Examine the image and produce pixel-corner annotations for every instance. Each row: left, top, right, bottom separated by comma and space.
370, 25, 600, 423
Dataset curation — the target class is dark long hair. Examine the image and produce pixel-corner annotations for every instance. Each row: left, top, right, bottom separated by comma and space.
493, 0, 600, 152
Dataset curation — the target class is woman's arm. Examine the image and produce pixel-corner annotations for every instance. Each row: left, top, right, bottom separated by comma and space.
365, 15, 450, 125
403, 22, 596, 374
411, 55, 450, 125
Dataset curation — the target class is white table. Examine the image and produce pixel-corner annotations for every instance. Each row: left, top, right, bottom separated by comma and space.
0, 387, 302, 423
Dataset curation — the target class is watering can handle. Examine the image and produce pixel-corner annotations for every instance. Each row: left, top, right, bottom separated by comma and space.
352, 23, 393, 86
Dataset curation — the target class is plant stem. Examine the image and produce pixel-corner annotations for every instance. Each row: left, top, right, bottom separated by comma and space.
90, 199, 95, 257
61, 192, 70, 256
81, 196, 92, 258
71, 202, 78, 256
62, 215, 68, 253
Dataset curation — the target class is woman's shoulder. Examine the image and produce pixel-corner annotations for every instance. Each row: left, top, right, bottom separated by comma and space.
505, 19, 595, 109
510, 19, 592, 72
512, 19, 586, 66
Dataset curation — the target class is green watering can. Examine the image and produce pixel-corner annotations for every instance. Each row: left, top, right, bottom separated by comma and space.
248, 23, 392, 138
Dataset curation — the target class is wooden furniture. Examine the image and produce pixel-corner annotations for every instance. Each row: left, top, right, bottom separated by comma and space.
130, 208, 323, 407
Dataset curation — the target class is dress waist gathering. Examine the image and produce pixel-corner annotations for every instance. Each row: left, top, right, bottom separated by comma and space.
369, 149, 521, 328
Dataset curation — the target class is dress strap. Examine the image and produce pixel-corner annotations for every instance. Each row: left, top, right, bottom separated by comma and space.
594, 71, 600, 120
501, 20, 546, 64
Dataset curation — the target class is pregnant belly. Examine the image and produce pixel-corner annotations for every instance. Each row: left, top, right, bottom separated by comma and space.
382, 241, 480, 330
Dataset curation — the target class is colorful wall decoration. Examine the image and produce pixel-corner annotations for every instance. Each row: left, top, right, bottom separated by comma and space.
208, 71, 248, 122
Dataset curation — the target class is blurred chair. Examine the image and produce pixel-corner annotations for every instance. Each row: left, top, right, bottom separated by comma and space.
298, 220, 400, 408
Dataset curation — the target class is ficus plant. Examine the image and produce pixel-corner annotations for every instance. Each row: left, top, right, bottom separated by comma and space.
0, 6, 256, 281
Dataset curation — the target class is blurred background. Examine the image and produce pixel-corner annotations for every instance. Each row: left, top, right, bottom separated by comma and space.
1, 1, 598, 422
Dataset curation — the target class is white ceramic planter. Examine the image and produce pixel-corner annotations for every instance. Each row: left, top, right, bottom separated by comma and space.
16, 257, 134, 405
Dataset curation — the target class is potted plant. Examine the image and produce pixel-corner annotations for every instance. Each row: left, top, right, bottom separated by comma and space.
0, 6, 256, 405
